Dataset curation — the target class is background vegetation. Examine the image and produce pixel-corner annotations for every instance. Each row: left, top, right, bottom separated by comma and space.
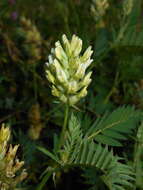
0, 0, 143, 189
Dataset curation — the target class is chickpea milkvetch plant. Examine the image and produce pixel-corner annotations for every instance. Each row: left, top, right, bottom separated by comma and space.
37, 34, 141, 190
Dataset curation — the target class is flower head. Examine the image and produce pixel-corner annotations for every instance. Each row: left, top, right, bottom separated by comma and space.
0, 124, 27, 190
46, 34, 93, 106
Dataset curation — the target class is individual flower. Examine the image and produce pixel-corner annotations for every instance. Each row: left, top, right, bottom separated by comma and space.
45, 34, 93, 106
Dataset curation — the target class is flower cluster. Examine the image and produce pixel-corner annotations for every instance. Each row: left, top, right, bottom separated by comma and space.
46, 34, 93, 106
20, 17, 42, 62
28, 103, 43, 140
123, 0, 133, 15
91, 0, 109, 21
0, 124, 27, 190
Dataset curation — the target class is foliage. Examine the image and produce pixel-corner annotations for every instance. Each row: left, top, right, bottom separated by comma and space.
0, 0, 143, 189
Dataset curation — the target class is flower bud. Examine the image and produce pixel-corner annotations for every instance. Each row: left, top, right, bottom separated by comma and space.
70, 35, 82, 56
78, 86, 88, 98
52, 86, 61, 97
55, 41, 68, 63
46, 70, 55, 84
62, 34, 72, 56
80, 71, 92, 87
0, 124, 10, 143
81, 46, 93, 62
68, 81, 79, 94
53, 59, 68, 84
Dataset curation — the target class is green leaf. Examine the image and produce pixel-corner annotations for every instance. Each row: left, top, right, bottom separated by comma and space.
69, 140, 135, 190
36, 170, 53, 190
61, 113, 82, 163
37, 146, 61, 164
53, 133, 59, 153
94, 135, 122, 146
86, 106, 141, 146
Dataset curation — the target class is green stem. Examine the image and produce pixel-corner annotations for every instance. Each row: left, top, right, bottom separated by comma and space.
104, 71, 119, 104
34, 66, 38, 101
133, 142, 141, 190
36, 167, 62, 190
133, 122, 143, 190
59, 104, 69, 150
36, 171, 52, 190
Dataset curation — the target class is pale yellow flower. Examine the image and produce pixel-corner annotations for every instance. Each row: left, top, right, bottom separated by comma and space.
46, 34, 93, 106
0, 124, 27, 190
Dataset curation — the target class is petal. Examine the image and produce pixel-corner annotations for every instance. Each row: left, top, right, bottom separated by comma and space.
46, 70, 55, 84
81, 46, 93, 62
